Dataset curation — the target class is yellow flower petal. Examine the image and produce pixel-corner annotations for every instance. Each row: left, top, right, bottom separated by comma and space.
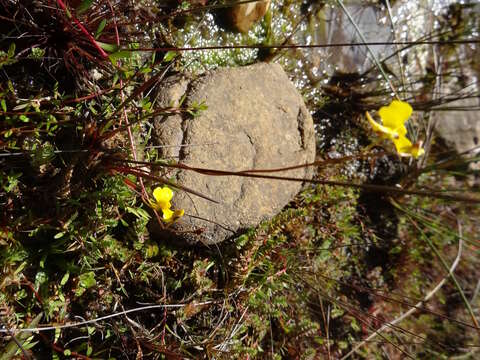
153, 186, 173, 210
392, 136, 425, 158
162, 208, 184, 223
162, 208, 174, 221
366, 111, 400, 139
392, 135, 414, 155
378, 100, 412, 135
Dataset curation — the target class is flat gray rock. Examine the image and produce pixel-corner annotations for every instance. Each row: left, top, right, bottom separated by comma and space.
435, 97, 480, 154
151, 63, 316, 244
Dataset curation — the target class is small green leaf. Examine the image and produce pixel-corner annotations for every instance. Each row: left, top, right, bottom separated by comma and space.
350, 318, 360, 332
126, 207, 151, 220
78, 271, 96, 289
331, 306, 344, 318
55, 328, 61, 343
30, 47, 45, 59
64, 349, 71, 356
54, 232, 65, 239
60, 272, 70, 286
235, 236, 248, 249
97, 41, 118, 53
99, 118, 114, 135
145, 243, 159, 258
7, 80, 14, 93
112, 73, 119, 86
1, 99, 6, 112
95, 19, 107, 39
14, 261, 27, 275
64, 211, 79, 228
108, 50, 132, 64
12, 103, 29, 111
76, 0, 94, 14
8, 43, 15, 58
163, 50, 178, 63
35, 271, 48, 289
187, 101, 208, 117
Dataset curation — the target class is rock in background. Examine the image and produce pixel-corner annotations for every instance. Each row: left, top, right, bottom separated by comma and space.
226, 0, 270, 33
433, 3, 480, 171
151, 63, 316, 244
434, 97, 480, 163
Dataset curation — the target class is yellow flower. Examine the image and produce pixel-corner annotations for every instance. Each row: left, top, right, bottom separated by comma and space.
150, 186, 184, 222
366, 100, 411, 139
366, 100, 424, 159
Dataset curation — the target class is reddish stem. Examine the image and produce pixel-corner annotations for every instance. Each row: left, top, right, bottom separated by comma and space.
62, 86, 117, 104
56, 0, 109, 59
21, 279, 44, 305
106, 0, 147, 199
38, 333, 92, 360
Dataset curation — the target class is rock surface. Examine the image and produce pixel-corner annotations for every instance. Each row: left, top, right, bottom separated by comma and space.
434, 97, 480, 166
301, 2, 435, 78
433, 17, 480, 172
226, 0, 270, 33
151, 63, 316, 244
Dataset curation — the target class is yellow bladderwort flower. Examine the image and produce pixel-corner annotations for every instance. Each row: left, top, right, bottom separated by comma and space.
150, 186, 184, 222
366, 100, 424, 159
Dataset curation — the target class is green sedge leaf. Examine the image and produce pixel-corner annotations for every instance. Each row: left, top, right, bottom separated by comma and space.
96, 41, 118, 53
76, 0, 94, 14
95, 19, 107, 39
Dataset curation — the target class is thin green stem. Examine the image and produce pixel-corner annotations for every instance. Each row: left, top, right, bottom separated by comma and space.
418, 223, 479, 329
385, 0, 407, 94
393, 202, 480, 329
